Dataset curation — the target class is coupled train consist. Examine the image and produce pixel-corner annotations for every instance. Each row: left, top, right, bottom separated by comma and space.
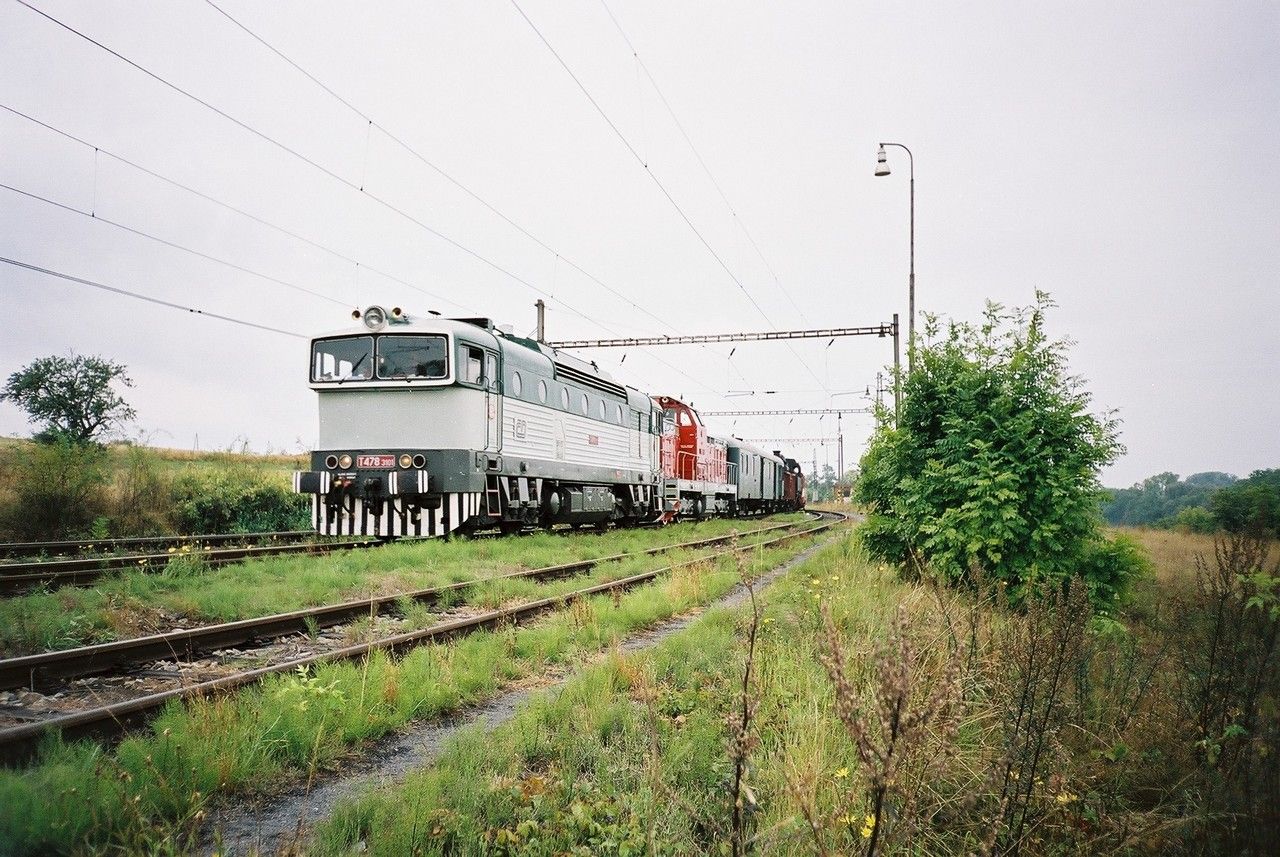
292, 306, 806, 538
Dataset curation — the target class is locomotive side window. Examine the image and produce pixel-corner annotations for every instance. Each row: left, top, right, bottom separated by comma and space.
485, 352, 499, 390
538, 379, 548, 402
463, 347, 483, 384
312, 336, 374, 382
614, 403, 623, 423
560, 387, 570, 409
580, 392, 589, 415
375, 335, 447, 380
510, 371, 522, 396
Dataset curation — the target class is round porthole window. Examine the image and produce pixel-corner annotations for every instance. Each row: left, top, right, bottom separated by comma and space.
560, 387, 570, 409
511, 371, 522, 396
538, 379, 548, 402
580, 393, 589, 415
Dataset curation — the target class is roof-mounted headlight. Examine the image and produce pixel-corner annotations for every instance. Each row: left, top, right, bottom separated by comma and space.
361, 305, 388, 331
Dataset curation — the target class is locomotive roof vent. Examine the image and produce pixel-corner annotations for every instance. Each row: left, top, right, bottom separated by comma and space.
451, 317, 495, 331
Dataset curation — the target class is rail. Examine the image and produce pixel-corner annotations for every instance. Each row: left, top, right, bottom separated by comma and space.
0, 530, 313, 560
0, 539, 379, 597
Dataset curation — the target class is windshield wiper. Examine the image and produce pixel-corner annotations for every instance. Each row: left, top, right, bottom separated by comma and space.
336, 352, 369, 384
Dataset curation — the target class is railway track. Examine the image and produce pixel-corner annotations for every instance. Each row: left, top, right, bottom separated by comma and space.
0, 511, 844, 765
0, 529, 314, 560
0, 514, 800, 596
0, 538, 380, 597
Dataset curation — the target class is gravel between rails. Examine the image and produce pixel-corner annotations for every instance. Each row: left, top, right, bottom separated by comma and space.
200, 533, 842, 856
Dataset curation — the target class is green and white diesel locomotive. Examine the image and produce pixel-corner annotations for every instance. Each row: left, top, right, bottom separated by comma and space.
292, 306, 664, 537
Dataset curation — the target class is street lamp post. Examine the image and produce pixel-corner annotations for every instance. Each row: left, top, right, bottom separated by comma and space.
875, 143, 915, 369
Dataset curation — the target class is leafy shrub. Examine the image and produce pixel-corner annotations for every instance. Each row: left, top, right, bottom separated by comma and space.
170, 467, 308, 534
0, 438, 110, 540
1172, 505, 1218, 534
856, 294, 1144, 607
106, 443, 173, 536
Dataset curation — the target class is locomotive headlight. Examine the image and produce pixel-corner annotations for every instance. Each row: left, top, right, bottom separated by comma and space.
362, 305, 388, 330
398, 453, 412, 468
338, 453, 353, 469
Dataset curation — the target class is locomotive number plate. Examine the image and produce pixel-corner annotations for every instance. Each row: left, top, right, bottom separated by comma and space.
356, 454, 396, 469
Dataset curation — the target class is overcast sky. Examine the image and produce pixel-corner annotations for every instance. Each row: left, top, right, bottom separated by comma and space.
1, 0, 1276, 487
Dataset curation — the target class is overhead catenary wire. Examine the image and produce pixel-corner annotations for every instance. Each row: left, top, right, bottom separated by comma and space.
596, 0, 810, 326
506, 0, 832, 394
0, 256, 306, 339
12, 0, 734, 400
0, 182, 351, 309
200, 0, 675, 336
198, 0, 746, 395
11, 0, 607, 331
0, 103, 473, 315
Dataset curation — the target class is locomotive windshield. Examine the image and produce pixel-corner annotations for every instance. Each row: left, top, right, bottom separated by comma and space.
312, 336, 373, 382
310, 334, 448, 382
376, 335, 447, 379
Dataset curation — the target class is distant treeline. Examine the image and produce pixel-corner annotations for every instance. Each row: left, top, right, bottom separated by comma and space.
1103, 469, 1280, 535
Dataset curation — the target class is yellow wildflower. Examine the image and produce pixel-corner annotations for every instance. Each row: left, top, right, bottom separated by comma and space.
834, 767, 849, 779
1055, 791, 1079, 805
860, 815, 876, 838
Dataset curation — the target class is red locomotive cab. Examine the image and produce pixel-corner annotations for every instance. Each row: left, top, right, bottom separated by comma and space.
654, 395, 727, 483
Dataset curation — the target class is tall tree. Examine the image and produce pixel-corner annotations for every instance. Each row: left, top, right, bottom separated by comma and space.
2, 353, 136, 443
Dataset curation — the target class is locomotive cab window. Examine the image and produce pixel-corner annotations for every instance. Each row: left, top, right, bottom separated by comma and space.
375, 335, 447, 380
486, 352, 499, 391
312, 336, 374, 382
462, 346, 483, 385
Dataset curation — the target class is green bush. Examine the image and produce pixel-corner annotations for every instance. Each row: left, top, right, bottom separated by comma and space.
1172, 505, 1218, 534
0, 438, 110, 540
170, 467, 308, 534
856, 294, 1143, 608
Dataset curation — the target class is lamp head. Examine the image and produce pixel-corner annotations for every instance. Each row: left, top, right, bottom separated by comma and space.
874, 145, 890, 176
